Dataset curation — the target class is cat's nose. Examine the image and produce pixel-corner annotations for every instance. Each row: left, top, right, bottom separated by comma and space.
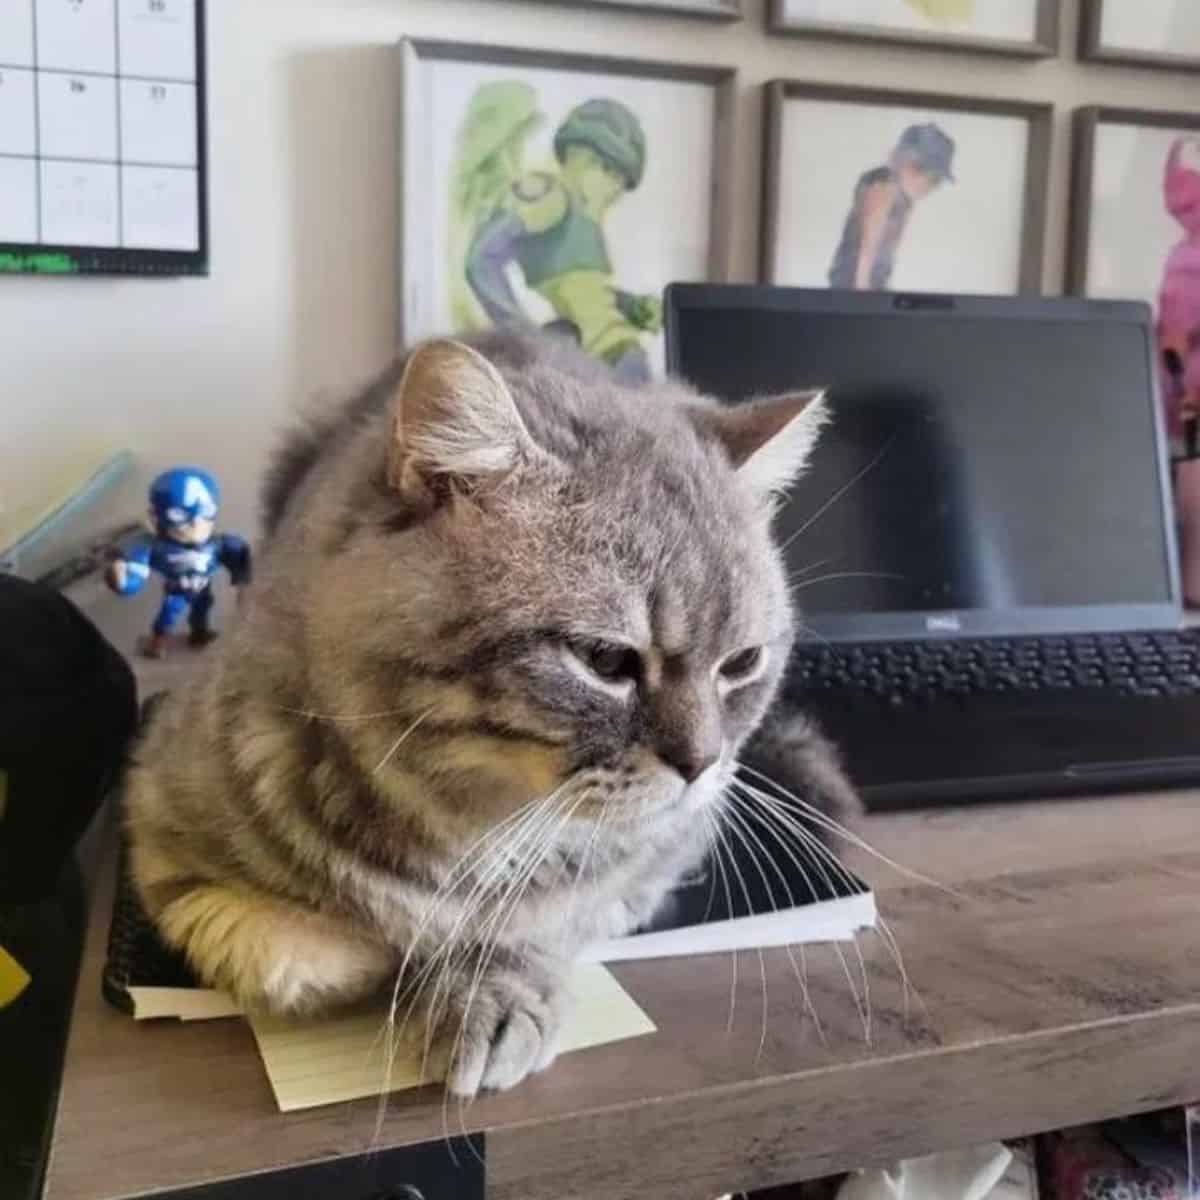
660, 744, 720, 784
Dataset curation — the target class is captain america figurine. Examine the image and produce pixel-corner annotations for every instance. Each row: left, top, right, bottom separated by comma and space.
105, 467, 252, 658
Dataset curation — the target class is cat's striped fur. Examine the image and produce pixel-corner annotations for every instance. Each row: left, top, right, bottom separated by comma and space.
124, 332, 847, 1095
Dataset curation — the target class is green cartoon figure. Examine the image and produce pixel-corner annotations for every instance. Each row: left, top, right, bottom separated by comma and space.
452, 87, 661, 384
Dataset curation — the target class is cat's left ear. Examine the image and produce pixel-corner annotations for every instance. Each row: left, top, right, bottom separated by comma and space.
387, 338, 535, 502
691, 391, 828, 509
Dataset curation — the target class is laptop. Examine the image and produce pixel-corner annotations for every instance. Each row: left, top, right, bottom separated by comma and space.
666, 284, 1200, 809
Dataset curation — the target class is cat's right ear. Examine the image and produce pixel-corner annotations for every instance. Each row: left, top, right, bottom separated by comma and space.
690, 390, 829, 512
386, 339, 535, 502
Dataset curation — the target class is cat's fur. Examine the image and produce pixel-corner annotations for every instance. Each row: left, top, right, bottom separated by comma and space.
124, 332, 857, 1096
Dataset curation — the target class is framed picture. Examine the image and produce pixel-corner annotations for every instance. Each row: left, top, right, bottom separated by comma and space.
523, 0, 742, 18
1079, 0, 1200, 71
399, 40, 734, 383
1069, 107, 1200, 438
762, 82, 1051, 295
768, 0, 1060, 59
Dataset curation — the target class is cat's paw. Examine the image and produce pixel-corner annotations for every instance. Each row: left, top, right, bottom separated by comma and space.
433, 957, 570, 1098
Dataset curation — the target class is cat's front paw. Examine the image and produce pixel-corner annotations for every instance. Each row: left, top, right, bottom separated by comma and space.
433, 957, 570, 1098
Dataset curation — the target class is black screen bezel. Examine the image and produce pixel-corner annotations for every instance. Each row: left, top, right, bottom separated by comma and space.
665, 283, 1182, 643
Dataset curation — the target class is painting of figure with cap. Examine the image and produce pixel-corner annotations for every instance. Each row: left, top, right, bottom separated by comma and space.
765, 84, 1045, 295
828, 122, 956, 290
400, 43, 729, 382
454, 88, 660, 383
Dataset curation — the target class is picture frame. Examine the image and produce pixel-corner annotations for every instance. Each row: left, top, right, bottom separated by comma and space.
1078, 0, 1200, 72
767, 0, 1060, 59
761, 81, 1052, 295
523, 0, 742, 19
1068, 107, 1200, 438
398, 40, 735, 383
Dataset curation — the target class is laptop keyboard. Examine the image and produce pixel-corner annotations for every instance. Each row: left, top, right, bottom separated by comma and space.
790, 630, 1200, 707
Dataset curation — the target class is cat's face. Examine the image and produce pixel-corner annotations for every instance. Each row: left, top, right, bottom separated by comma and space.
310, 338, 824, 837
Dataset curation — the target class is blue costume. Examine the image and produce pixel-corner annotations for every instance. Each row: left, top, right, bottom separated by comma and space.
110, 467, 251, 642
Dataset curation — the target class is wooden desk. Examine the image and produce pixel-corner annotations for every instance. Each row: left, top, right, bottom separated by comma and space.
43, 789, 1200, 1200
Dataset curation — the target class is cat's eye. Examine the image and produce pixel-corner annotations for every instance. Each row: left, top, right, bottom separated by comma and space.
575, 640, 641, 684
719, 646, 765, 683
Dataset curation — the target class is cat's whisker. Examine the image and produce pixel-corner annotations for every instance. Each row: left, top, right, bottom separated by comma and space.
729, 780, 880, 1044
717, 804, 787, 1064
442, 789, 586, 1108
563, 790, 612, 933
707, 806, 766, 1051
423, 786, 580, 1057
375, 788, 568, 1136
851, 933, 872, 1045
735, 778, 916, 1036
398, 788, 571, 1057
372, 705, 439, 774
780, 435, 897, 554
789, 570, 905, 592
445, 797, 585, 1154
788, 556, 837, 581
274, 703, 419, 723
784, 943, 826, 1046
736, 765, 961, 897
831, 938, 871, 1045
730, 780, 843, 900
700, 808, 740, 1035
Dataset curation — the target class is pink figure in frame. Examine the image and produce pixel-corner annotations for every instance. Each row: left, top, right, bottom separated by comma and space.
1158, 135, 1200, 440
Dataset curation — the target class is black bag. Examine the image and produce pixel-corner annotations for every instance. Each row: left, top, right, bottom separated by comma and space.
0, 575, 137, 902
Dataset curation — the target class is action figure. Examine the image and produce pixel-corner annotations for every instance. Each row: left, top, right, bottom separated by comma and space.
1158, 135, 1200, 440
105, 467, 251, 659
828, 122, 956, 292
453, 87, 661, 384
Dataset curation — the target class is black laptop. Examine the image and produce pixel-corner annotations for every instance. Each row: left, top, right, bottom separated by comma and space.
666, 284, 1200, 809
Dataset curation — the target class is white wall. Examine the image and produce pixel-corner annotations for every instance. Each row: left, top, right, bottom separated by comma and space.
2, 0, 1197, 638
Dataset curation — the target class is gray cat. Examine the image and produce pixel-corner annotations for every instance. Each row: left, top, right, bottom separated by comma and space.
124, 331, 856, 1096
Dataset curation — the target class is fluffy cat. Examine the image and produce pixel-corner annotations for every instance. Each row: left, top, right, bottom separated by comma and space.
124, 331, 854, 1096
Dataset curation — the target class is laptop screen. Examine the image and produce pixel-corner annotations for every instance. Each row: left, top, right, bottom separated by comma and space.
667, 288, 1178, 640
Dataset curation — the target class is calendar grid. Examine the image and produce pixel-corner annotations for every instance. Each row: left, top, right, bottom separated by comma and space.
0, 0, 206, 274
0, 62, 195, 84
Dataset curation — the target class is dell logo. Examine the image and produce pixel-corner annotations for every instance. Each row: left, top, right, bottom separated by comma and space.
926, 614, 962, 633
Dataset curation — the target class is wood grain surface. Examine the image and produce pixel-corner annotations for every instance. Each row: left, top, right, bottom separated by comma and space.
43, 789, 1200, 1200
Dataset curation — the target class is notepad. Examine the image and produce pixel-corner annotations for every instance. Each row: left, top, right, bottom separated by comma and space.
247, 962, 655, 1112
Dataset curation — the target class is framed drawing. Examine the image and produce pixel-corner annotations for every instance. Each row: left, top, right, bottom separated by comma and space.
768, 0, 1060, 59
762, 82, 1051, 295
1069, 107, 1200, 439
523, 0, 741, 18
398, 40, 734, 384
1079, 0, 1200, 71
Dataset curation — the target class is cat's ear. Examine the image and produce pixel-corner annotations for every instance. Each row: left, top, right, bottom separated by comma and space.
387, 338, 534, 500
692, 391, 828, 508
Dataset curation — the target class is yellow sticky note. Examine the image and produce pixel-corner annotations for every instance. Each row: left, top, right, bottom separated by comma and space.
0, 943, 31, 1008
249, 962, 654, 1112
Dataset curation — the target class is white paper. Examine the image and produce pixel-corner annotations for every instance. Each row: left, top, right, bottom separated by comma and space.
119, 78, 195, 165
40, 159, 118, 246
0, 157, 38, 242
0, 3, 36, 67
118, 0, 196, 82
38, 70, 117, 161
35, 0, 117, 75
0, 67, 36, 156
121, 163, 198, 249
